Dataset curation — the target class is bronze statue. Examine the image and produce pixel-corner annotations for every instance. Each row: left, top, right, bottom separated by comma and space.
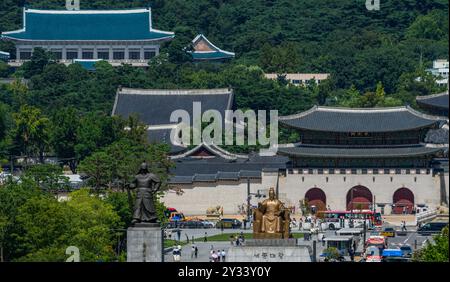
253, 187, 290, 239
129, 162, 161, 225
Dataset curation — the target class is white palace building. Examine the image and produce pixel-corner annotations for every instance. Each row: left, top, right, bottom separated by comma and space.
1, 8, 174, 67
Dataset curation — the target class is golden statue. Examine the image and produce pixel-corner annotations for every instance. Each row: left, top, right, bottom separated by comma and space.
253, 187, 290, 239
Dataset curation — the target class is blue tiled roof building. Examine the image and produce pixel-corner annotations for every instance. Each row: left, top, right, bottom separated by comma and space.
1, 8, 174, 66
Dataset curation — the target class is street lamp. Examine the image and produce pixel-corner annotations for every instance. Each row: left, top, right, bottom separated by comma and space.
246, 177, 266, 227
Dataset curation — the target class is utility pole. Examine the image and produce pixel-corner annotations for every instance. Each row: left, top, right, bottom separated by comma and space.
247, 177, 251, 224
276, 171, 280, 198
363, 213, 367, 247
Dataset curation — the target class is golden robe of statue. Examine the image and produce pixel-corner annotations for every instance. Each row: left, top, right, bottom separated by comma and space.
253, 187, 290, 239
260, 195, 283, 233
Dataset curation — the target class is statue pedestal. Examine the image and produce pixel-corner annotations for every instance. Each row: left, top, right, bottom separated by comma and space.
227, 239, 311, 262
127, 225, 162, 262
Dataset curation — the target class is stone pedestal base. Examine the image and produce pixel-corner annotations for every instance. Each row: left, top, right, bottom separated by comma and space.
127, 226, 162, 262
227, 245, 311, 262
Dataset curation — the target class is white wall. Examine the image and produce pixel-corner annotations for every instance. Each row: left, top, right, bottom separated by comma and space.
162, 171, 442, 216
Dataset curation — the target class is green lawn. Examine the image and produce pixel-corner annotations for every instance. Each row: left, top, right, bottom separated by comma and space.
164, 239, 188, 248
204, 232, 304, 242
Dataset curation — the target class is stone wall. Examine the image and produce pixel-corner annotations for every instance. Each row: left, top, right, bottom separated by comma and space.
162, 171, 442, 215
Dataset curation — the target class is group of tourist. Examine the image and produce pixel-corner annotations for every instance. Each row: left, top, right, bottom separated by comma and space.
210, 247, 226, 262
190, 244, 199, 259
229, 232, 246, 246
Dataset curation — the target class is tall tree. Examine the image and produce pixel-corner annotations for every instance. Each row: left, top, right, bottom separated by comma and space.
11, 105, 50, 164
50, 107, 80, 173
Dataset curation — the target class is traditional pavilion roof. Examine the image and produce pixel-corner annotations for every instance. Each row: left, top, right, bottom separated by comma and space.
416, 92, 449, 111
112, 87, 233, 153
1, 8, 174, 41
189, 34, 235, 61
168, 143, 288, 184
279, 106, 443, 133
146, 127, 186, 154
277, 145, 442, 158
112, 87, 233, 126
425, 128, 449, 145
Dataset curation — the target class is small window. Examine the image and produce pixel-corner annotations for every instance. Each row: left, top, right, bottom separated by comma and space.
66, 51, 78, 60
113, 51, 125, 60
129, 50, 141, 60
97, 51, 109, 60
82, 50, 94, 59
19, 51, 32, 60
51, 51, 62, 60
144, 50, 156, 60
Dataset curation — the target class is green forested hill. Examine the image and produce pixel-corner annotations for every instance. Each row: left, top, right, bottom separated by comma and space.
0, 0, 448, 92
0, 0, 448, 159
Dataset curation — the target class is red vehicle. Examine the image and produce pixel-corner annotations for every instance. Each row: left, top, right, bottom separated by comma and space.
318, 210, 382, 230
364, 236, 387, 262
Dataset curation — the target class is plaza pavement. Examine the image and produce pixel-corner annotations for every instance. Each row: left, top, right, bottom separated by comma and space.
163, 226, 432, 262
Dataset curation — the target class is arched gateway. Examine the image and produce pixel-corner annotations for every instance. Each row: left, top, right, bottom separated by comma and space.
346, 186, 373, 210
305, 188, 326, 211
392, 187, 415, 214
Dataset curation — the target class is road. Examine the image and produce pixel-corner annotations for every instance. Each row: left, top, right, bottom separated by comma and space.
163, 226, 433, 262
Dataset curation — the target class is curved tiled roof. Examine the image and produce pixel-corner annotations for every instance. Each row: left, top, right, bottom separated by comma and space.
112, 87, 234, 126
168, 149, 288, 184
1, 8, 174, 41
277, 145, 442, 158
416, 92, 449, 110
279, 106, 442, 132
425, 128, 449, 145
189, 34, 235, 61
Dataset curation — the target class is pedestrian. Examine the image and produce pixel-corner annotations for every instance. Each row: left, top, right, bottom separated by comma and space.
177, 228, 181, 241
191, 244, 195, 259
240, 231, 245, 242
349, 248, 355, 262
211, 251, 218, 262
221, 249, 226, 262
230, 235, 234, 246
217, 250, 222, 262
194, 246, 198, 258
172, 246, 178, 262
173, 245, 181, 262
204, 231, 208, 242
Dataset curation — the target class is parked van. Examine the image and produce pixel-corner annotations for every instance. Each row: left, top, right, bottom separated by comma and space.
417, 222, 448, 235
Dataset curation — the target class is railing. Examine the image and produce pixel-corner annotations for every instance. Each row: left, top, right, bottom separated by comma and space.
415, 210, 437, 225
286, 168, 432, 175
8, 59, 150, 66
